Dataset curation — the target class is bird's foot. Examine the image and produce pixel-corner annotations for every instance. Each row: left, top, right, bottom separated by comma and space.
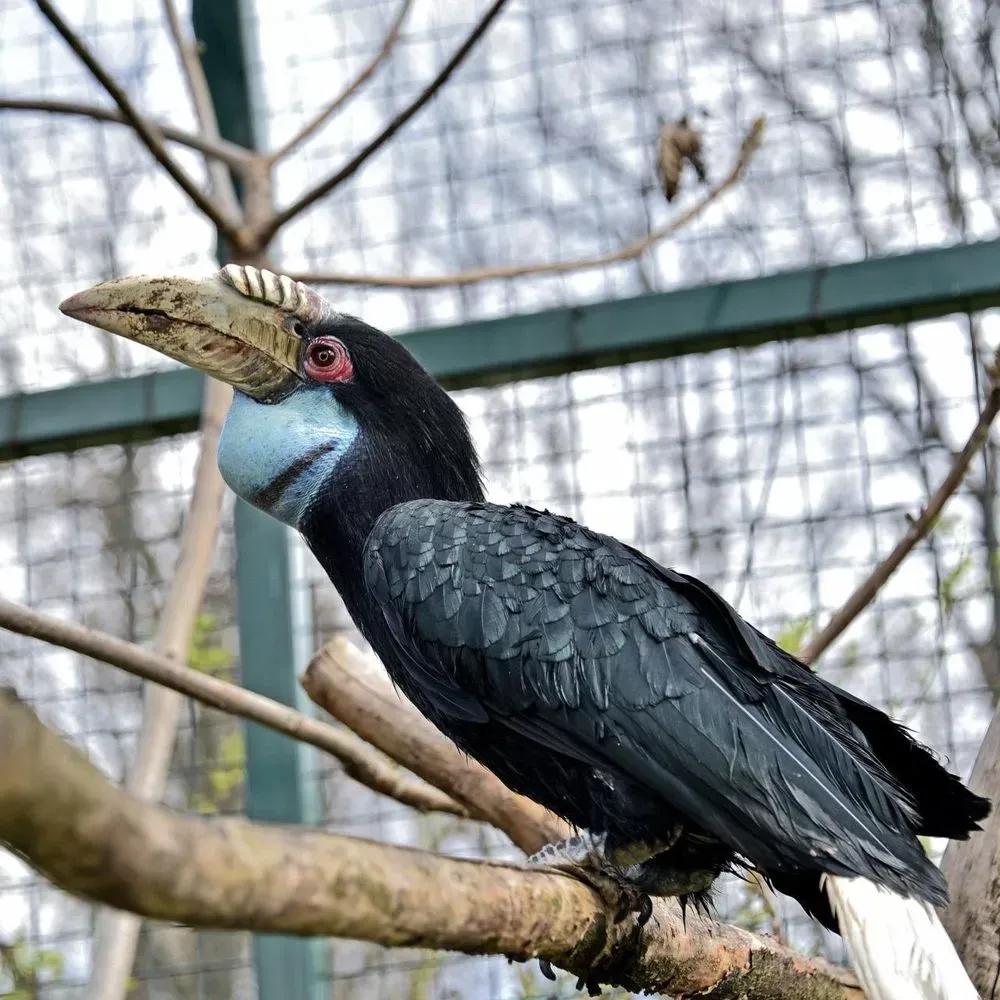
527, 831, 610, 870
526, 832, 654, 926
570, 865, 654, 927
526, 833, 655, 995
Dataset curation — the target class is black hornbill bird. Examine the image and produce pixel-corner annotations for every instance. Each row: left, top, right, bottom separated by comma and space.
61, 267, 989, 998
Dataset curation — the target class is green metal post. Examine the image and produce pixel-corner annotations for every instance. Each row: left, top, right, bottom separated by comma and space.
233, 501, 323, 999
192, 1, 323, 996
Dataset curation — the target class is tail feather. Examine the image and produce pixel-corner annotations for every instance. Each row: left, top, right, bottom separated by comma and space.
831, 687, 991, 839
822, 875, 980, 1000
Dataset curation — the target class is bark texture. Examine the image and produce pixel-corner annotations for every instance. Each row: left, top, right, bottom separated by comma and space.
0, 688, 861, 999
940, 712, 1000, 996
303, 637, 569, 853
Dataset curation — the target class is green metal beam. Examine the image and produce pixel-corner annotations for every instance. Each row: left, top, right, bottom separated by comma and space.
421, 236, 1000, 390
4, 237, 999, 462
0, 369, 203, 461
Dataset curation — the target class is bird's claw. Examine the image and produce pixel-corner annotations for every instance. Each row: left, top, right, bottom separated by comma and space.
569, 866, 654, 926
537, 957, 556, 981
531, 876, 651, 996
526, 834, 652, 994
526, 833, 654, 927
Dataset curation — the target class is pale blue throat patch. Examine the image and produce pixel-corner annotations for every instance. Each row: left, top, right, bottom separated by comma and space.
217, 387, 359, 527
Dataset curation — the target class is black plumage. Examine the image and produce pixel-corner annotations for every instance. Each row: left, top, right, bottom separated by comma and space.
287, 314, 988, 932
360, 499, 984, 914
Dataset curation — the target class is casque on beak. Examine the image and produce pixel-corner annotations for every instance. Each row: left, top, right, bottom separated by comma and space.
59, 266, 329, 402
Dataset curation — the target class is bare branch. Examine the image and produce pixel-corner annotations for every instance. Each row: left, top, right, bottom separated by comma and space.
800, 345, 1000, 664
267, 0, 415, 164
303, 638, 569, 855
87, 378, 230, 1000
33, 0, 241, 236
0, 98, 252, 168
0, 690, 862, 999
254, 0, 513, 244
0, 596, 462, 818
160, 0, 241, 219
289, 116, 766, 289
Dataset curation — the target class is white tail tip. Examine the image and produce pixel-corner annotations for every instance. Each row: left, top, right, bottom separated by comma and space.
822, 875, 981, 1000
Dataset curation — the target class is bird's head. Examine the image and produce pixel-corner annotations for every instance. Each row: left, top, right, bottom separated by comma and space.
59, 266, 483, 530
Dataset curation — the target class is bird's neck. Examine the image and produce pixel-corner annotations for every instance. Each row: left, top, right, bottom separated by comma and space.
298, 437, 483, 645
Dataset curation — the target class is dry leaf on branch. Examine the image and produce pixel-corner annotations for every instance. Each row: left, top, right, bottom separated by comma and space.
656, 115, 708, 202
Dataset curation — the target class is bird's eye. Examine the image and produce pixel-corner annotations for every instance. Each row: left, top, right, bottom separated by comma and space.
304, 336, 353, 382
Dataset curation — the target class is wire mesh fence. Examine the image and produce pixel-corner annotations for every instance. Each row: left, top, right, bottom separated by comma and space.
0, 437, 253, 998
1, 0, 999, 996
302, 304, 1000, 996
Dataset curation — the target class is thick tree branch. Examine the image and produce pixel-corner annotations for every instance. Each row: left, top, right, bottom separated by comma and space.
0, 690, 861, 999
33, 0, 241, 237
0, 98, 252, 167
801, 345, 1000, 664
303, 637, 569, 854
267, 0, 415, 164
0, 596, 462, 818
160, 0, 241, 219
253, 0, 512, 245
289, 116, 765, 289
940, 714, 1000, 995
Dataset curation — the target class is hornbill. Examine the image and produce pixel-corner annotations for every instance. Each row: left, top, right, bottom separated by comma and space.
61, 267, 989, 999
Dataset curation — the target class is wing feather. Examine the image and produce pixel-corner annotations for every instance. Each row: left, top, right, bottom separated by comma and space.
364, 498, 948, 899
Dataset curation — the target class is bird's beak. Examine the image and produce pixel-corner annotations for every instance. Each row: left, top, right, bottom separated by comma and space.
59, 270, 306, 402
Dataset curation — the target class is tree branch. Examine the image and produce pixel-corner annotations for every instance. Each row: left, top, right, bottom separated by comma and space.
267, 0, 415, 164
0, 689, 861, 999
33, 0, 241, 237
252, 0, 512, 245
0, 596, 462, 818
159, 0, 241, 219
0, 98, 252, 167
288, 116, 765, 289
303, 637, 569, 855
86, 379, 231, 1000
940, 712, 1000, 995
800, 345, 1000, 664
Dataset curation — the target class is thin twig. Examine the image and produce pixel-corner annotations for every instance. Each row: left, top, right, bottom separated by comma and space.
0, 595, 463, 817
160, 0, 241, 219
0, 98, 252, 167
267, 0, 415, 164
290, 116, 766, 289
0, 691, 863, 999
800, 347, 1000, 664
33, 0, 240, 236
254, 0, 512, 244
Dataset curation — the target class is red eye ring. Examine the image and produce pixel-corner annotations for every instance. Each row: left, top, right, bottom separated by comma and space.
304, 336, 353, 383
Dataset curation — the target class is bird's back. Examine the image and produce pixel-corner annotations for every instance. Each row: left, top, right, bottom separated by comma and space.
362, 498, 987, 906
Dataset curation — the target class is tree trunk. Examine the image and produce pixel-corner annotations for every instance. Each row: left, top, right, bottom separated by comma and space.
940, 711, 1000, 995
